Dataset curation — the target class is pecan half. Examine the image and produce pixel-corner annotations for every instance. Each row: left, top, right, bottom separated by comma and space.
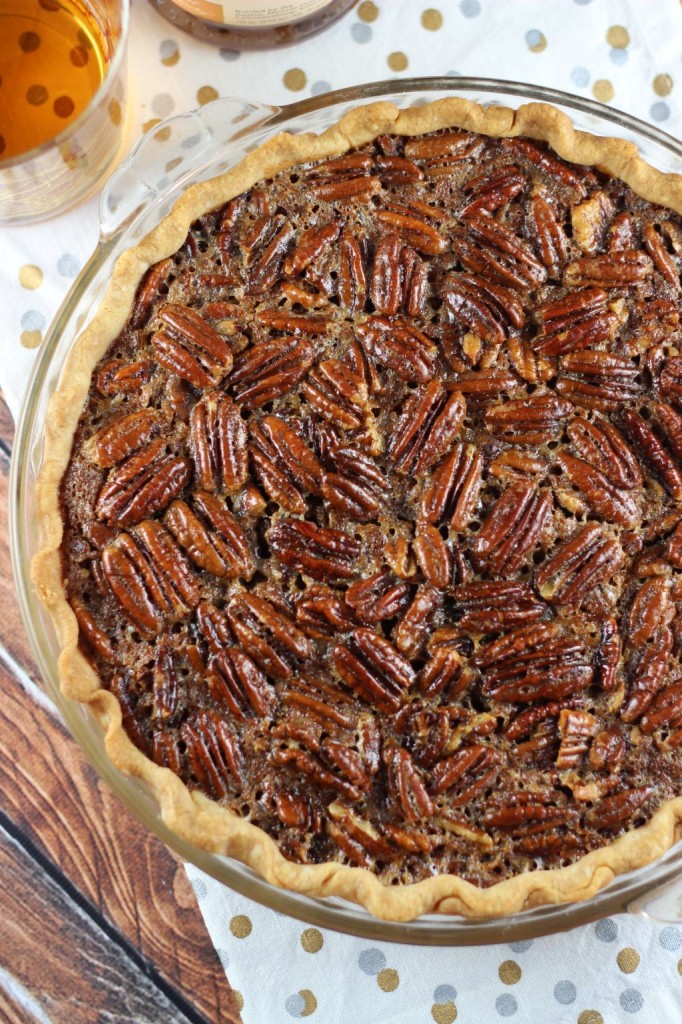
622, 408, 682, 500
102, 520, 199, 636
441, 272, 525, 346
483, 790, 580, 835
413, 523, 451, 588
531, 288, 617, 357
94, 358, 155, 396
322, 446, 386, 521
283, 221, 341, 276
557, 452, 640, 527
455, 213, 547, 291
595, 615, 622, 692
430, 744, 500, 804
300, 357, 368, 430
388, 381, 465, 475
567, 415, 642, 489
471, 483, 551, 575
419, 442, 483, 528
460, 166, 526, 216
294, 585, 357, 638
640, 682, 682, 747
333, 628, 415, 713
564, 250, 653, 288
476, 623, 594, 703
356, 317, 437, 383
227, 592, 311, 680
337, 229, 367, 312
152, 304, 234, 388
375, 209, 447, 256
485, 395, 572, 444
384, 742, 433, 821
536, 523, 625, 607
189, 391, 248, 494
269, 518, 361, 581
556, 709, 599, 768
229, 336, 315, 407
164, 493, 255, 580
621, 627, 673, 723
245, 213, 294, 293
527, 194, 569, 277
207, 647, 275, 719
95, 439, 192, 528
393, 585, 442, 658
584, 788, 651, 831
501, 138, 588, 194
345, 570, 411, 624
249, 415, 324, 513
84, 409, 168, 468
452, 580, 549, 633
556, 351, 641, 410
183, 710, 244, 797
628, 578, 673, 648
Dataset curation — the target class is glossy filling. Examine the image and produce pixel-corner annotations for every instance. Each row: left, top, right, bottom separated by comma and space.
60, 128, 682, 885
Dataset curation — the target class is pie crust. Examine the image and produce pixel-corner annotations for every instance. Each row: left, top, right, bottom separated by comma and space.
32, 98, 682, 921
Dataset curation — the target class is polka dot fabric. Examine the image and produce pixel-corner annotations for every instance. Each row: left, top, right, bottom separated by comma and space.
185, 862, 682, 1024
2, 1, 682, 1020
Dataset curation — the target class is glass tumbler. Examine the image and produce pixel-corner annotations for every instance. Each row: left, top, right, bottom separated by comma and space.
0, 0, 130, 224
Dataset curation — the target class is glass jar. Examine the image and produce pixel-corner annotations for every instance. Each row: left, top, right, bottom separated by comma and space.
146, 0, 357, 49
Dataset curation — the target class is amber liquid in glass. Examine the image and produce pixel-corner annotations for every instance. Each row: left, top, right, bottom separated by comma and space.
0, 0, 107, 160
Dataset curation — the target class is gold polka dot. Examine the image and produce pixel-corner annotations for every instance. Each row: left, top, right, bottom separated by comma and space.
283, 68, 307, 92
498, 960, 522, 985
358, 1, 379, 22
19, 265, 43, 290
20, 330, 43, 349
300, 928, 323, 953
229, 914, 252, 938
54, 95, 75, 118
593, 79, 614, 103
388, 51, 408, 72
606, 25, 629, 48
197, 84, 219, 106
233, 991, 244, 1012
143, 118, 160, 133
617, 947, 640, 973
654, 73, 673, 97
19, 31, 41, 53
431, 1001, 457, 1024
528, 31, 547, 53
377, 968, 399, 992
299, 989, 318, 1016
165, 156, 183, 173
108, 99, 122, 126
578, 1013, 604, 1024
161, 42, 180, 66
27, 84, 48, 106
70, 45, 89, 67
678, 958, 682, 975
421, 8, 443, 30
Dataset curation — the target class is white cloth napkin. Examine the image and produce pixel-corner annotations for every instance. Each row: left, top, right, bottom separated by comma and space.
3, 1, 682, 1021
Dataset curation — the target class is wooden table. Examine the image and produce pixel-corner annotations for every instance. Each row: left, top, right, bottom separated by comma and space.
0, 393, 242, 1023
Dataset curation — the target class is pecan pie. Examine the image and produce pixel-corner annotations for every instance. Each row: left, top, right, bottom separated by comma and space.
34, 99, 682, 919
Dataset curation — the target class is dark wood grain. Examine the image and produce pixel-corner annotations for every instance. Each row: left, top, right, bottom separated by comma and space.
0, 394, 242, 1024
0, 823, 197, 1024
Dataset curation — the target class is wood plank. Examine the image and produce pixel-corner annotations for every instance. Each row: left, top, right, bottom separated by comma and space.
0, 823, 198, 1024
0, 433, 241, 1022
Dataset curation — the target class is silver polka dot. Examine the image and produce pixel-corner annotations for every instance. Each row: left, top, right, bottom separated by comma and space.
311, 80, 331, 96
358, 948, 386, 975
160, 38, 177, 58
650, 101, 671, 122
57, 253, 79, 277
553, 981, 577, 1004
285, 993, 305, 1018
609, 48, 628, 65
21, 309, 46, 331
219, 48, 241, 60
620, 989, 644, 1014
460, 0, 481, 17
496, 994, 518, 1017
351, 21, 372, 42
434, 985, 457, 1002
595, 918, 618, 942
152, 92, 175, 117
570, 66, 590, 87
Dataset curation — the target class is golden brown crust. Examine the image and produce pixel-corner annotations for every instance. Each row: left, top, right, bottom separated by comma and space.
33, 97, 682, 922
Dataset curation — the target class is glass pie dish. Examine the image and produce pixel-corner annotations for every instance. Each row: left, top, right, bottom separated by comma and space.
11, 76, 682, 944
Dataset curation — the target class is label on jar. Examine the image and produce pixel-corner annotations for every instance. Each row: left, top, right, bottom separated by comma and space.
169, 0, 334, 27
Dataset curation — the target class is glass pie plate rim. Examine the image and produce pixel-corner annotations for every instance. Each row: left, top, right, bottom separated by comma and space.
10, 75, 682, 945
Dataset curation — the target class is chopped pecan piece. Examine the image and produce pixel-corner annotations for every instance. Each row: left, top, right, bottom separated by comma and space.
345, 570, 411, 624
556, 709, 599, 768
589, 725, 627, 771
571, 191, 615, 254
594, 616, 622, 692
152, 304, 234, 388
294, 585, 357, 638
